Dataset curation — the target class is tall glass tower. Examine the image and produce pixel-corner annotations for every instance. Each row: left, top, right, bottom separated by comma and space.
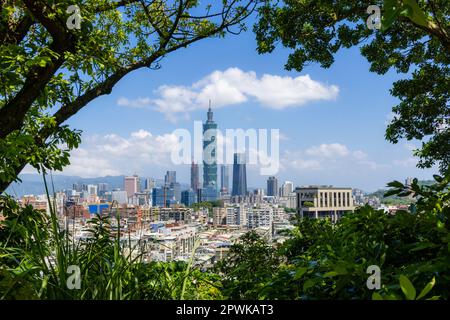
232, 153, 247, 196
203, 103, 217, 189
267, 176, 278, 197
220, 165, 229, 193
191, 161, 200, 191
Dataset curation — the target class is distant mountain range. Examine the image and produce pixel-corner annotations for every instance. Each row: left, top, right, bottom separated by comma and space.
4, 174, 189, 198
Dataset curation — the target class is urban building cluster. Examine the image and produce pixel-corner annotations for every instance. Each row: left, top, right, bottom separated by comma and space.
17, 108, 410, 266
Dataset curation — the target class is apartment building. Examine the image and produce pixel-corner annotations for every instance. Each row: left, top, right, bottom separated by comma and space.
247, 207, 273, 229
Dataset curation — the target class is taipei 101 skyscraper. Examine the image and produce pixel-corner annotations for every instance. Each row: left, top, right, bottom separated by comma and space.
203, 101, 218, 189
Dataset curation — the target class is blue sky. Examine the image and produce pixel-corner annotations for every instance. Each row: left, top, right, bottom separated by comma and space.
42, 14, 437, 192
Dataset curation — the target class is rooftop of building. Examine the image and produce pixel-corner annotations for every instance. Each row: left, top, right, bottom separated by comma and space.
295, 186, 353, 191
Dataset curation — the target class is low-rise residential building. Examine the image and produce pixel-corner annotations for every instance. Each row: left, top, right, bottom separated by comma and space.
295, 186, 355, 222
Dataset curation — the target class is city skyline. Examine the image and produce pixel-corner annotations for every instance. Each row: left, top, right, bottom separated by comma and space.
16, 18, 437, 191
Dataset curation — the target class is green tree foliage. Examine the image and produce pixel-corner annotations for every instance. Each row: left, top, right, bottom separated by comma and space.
191, 200, 223, 216
254, 0, 450, 172
214, 231, 281, 299
0, 0, 257, 193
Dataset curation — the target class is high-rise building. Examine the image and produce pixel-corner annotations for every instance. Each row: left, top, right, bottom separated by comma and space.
124, 175, 139, 198
267, 176, 278, 197
203, 104, 217, 189
281, 181, 294, 197
72, 183, 82, 192
171, 182, 181, 202
152, 186, 176, 207
190, 162, 200, 191
87, 184, 98, 196
200, 185, 218, 202
220, 165, 229, 193
97, 183, 109, 196
164, 171, 176, 185
111, 190, 128, 205
144, 178, 156, 191
181, 189, 197, 207
232, 153, 247, 197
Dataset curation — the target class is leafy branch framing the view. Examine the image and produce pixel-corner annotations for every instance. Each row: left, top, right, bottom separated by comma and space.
0, 0, 258, 194
255, 0, 449, 173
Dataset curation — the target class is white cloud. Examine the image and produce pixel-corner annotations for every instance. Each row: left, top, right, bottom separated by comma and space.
279, 133, 290, 141
64, 149, 120, 177
352, 150, 368, 160
117, 67, 339, 121
305, 143, 350, 158
59, 130, 181, 177
393, 157, 418, 167
282, 143, 378, 173
117, 97, 152, 108
290, 158, 322, 171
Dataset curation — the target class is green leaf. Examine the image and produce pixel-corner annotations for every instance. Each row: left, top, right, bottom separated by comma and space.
303, 278, 316, 291
410, 242, 437, 252
294, 267, 307, 280
381, 0, 402, 31
387, 180, 404, 188
401, 0, 429, 28
399, 275, 416, 300
372, 292, 383, 300
416, 277, 435, 300
324, 271, 338, 277
383, 189, 401, 197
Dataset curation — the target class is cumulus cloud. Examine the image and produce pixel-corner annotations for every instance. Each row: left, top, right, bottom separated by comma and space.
305, 143, 350, 158
282, 143, 375, 173
59, 130, 181, 177
117, 67, 339, 121
393, 157, 418, 167
117, 97, 152, 108
352, 150, 368, 160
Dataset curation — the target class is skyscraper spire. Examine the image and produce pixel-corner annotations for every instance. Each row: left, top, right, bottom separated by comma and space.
207, 99, 213, 122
